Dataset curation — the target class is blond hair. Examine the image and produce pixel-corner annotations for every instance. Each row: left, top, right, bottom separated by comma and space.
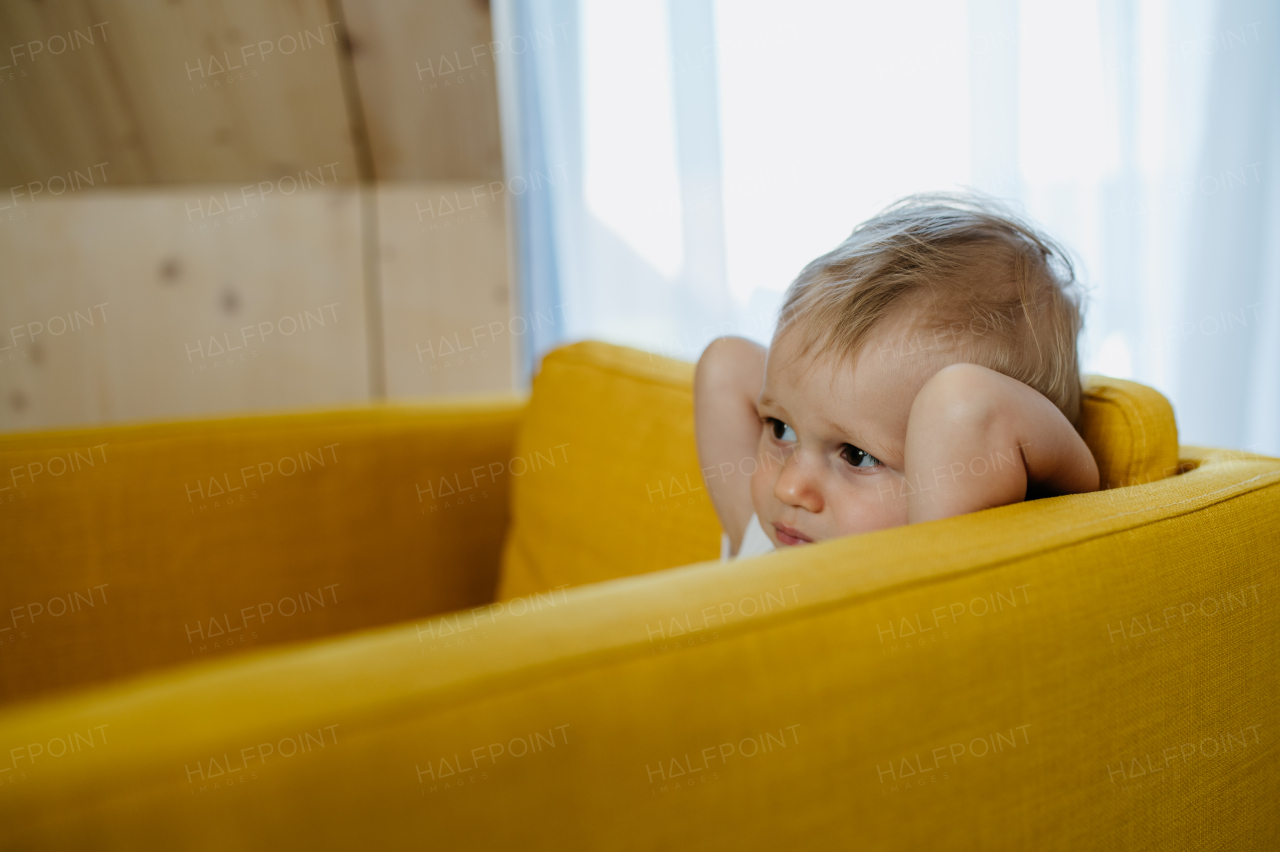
775, 192, 1086, 428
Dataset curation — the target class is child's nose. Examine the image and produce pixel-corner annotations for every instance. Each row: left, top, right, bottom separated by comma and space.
773, 451, 824, 513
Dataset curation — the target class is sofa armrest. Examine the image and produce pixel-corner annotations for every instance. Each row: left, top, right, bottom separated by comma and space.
0, 394, 525, 705
0, 448, 1276, 847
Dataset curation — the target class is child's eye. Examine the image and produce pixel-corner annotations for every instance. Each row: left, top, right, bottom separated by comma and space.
841, 444, 880, 468
767, 418, 797, 443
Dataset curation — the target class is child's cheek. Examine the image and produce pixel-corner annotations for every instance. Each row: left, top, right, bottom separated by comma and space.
749, 453, 769, 516
860, 473, 911, 530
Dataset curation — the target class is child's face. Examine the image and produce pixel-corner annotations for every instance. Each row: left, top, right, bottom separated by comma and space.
750, 317, 951, 547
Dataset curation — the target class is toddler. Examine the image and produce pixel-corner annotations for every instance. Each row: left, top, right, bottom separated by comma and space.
695, 193, 1100, 559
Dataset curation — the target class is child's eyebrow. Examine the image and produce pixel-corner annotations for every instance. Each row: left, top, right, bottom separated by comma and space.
818, 414, 850, 434
818, 413, 898, 458
819, 416, 873, 450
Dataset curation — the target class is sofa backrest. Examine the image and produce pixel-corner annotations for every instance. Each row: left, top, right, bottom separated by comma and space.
1, 434, 1275, 848
0, 397, 524, 705
497, 341, 1181, 599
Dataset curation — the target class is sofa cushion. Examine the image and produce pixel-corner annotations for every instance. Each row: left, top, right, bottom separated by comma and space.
497, 341, 1180, 598
1081, 375, 1180, 488
496, 342, 722, 599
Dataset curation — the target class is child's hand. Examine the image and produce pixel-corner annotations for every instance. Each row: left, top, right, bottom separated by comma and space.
694, 336, 767, 553
903, 363, 1099, 523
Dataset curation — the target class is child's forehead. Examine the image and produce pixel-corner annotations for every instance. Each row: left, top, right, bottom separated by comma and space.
765, 339, 931, 401
768, 312, 941, 386
761, 317, 953, 458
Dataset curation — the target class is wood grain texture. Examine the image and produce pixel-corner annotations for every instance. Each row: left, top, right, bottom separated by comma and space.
0, 1, 517, 431
341, 0, 504, 180
0, 187, 369, 431
0, 0, 358, 185
378, 181, 515, 397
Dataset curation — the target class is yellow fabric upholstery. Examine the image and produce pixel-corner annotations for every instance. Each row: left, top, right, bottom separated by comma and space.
0, 445, 1275, 848
1, 341, 1276, 849
496, 342, 722, 599
497, 342, 1182, 598
0, 396, 524, 705
1081, 374, 1181, 488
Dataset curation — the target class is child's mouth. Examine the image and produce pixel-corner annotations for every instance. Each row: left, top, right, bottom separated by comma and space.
773, 523, 812, 546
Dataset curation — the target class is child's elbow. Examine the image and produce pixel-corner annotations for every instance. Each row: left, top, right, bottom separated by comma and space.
912, 363, 1009, 441
696, 336, 766, 394
1077, 451, 1102, 494
695, 337, 732, 394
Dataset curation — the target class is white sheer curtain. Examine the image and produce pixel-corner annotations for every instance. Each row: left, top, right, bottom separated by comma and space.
494, 0, 1279, 454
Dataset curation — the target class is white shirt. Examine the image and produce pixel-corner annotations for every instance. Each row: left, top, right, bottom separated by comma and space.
720, 512, 777, 561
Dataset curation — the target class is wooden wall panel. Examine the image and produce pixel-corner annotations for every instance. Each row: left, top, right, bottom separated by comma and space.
342, 0, 504, 180
0, 1, 358, 186
0, 187, 369, 432
0, 1, 518, 432
378, 182, 514, 397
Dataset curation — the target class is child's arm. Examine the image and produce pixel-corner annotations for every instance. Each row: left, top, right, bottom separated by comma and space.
903, 363, 1099, 523
694, 336, 768, 553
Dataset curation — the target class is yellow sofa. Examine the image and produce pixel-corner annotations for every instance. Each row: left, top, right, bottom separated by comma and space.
1, 341, 1277, 849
